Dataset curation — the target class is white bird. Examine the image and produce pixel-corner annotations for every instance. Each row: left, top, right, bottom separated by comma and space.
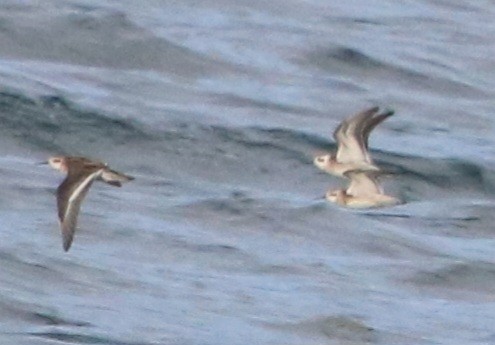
326, 170, 400, 208
314, 106, 394, 177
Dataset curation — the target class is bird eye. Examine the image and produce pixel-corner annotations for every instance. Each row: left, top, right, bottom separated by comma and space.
317, 157, 324, 163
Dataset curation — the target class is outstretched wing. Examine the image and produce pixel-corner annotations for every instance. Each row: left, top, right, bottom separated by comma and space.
334, 107, 379, 164
345, 171, 383, 197
361, 109, 394, 149
57, 169, 102, 251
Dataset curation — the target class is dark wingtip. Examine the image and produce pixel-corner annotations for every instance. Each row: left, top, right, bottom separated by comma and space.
62, 228, 73, 252
63, 241, 71, 252
380, 108, 395, 117
106, 181, 123, 187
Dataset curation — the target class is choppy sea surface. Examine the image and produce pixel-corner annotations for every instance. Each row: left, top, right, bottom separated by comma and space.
1, 1, 495, 344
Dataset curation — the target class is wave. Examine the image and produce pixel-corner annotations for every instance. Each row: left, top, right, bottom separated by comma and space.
305, 45, 485, 98
407, 261, 495, 302
265, 315, 429, 344
0, 91, 149, 152
0, 5, 236, 76
26, 331, 152, 345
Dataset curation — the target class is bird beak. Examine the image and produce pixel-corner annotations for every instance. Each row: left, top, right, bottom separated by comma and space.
37, 161, 49, 165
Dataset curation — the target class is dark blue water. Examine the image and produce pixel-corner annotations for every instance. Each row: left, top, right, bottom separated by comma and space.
1, 1, 495, 344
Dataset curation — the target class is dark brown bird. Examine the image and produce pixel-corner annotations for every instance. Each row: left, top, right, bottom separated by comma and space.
45, 156, 134, 251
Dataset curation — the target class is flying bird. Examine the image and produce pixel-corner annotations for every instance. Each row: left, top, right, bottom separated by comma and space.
43, 156, 134, 251
314, 106, 394, 177
325, 170, 399, 208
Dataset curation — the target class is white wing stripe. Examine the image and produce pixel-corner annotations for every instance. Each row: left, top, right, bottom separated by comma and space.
66, 170, 103, 217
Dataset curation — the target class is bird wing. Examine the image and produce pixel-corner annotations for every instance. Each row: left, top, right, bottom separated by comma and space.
345, 171, 383, 196
334, 107, 379, 164
101, 168, 135, 187
361, 109, 394, 149
57, 168, 102, 251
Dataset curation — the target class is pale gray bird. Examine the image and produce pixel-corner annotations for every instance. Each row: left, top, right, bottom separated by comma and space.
326, 170, 399, 208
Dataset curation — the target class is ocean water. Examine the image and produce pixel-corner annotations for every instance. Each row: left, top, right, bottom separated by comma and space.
1, 0, 495, 344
